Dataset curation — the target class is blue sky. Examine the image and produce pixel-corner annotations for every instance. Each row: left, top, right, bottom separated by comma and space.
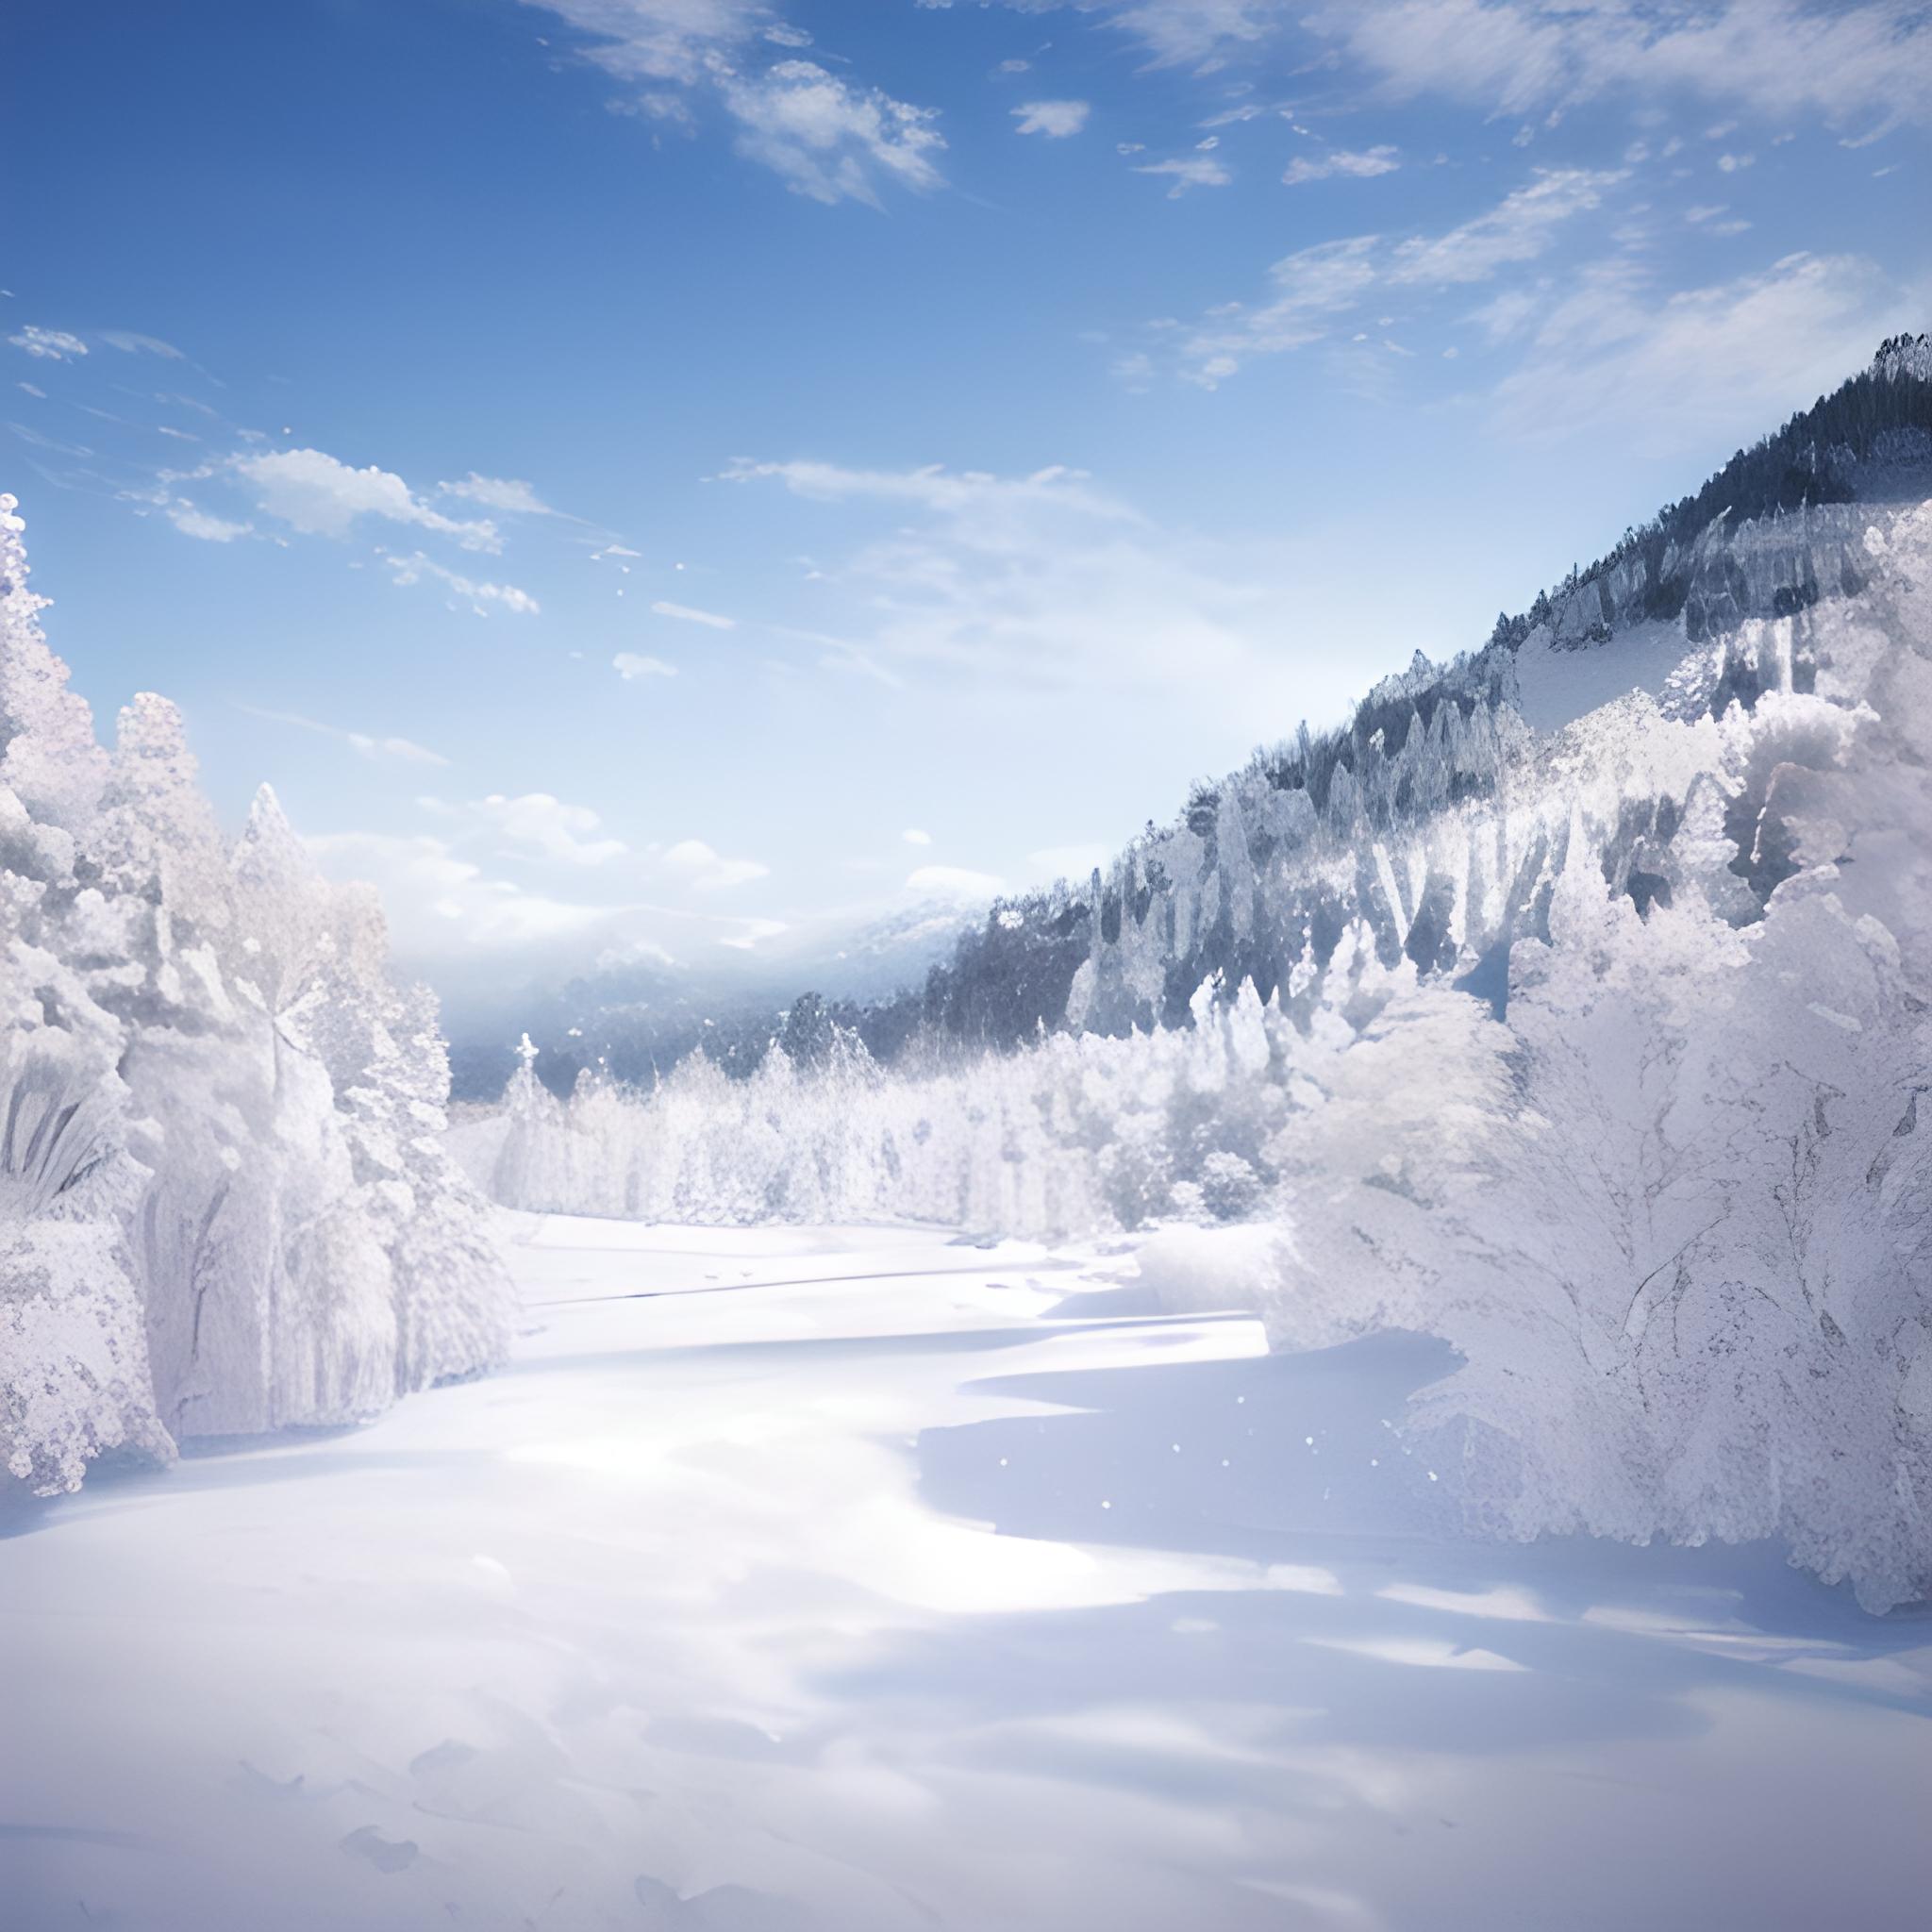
7, 0, 1929, 1008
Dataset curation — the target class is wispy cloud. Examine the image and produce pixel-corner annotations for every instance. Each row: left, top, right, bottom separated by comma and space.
166, 500, 252, 542
1308, 1, 1932, 134
1283, 145, 1400, 186
1135, 154, 1232, 197
308, 828, 622, 955
721, 456, 1135, 523
1489, 251, 1912, 452
1170, 168, 1621, 387
1013, 99, 1091, 138
662, 837, 769, 891
382, 550, 541, 615
614, 651, 678, 678
426, 790, 626, 866
1061, 0, 1298, 67
98, 330, 185, 359
236, 704, 450, 766
522, 4, 946, 207
651, 598, 734, 628
231, 447, 503, 550
1176, 237, 1381, 387
436, 473, 557, 515
1386, 168, 1623, 285
8, 326, 88, 361
720, 453, 1341, 733
717, 60, 946, 207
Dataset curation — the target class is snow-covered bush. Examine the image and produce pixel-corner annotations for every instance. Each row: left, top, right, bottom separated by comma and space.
479, 974, 1306, 1240
0, 494, 511, 1492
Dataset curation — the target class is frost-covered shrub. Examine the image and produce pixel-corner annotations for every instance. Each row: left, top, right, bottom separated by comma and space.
0, 494, 511, 1491
483, 974, 1305, 1241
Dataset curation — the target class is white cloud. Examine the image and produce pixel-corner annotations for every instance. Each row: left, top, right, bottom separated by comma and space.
348, 733, 448, 767
166, 501, 253, 542
902, 827, 933, 846
16, 382, 45, 399
1177, 236, 1380, 387
906, 862, 1004, 900
383, 551, 541, 615
517, 0, 771, 84
1170, 169, 1619, 386
722, 453, 1341, 733
1076, 0, 1299, 67
308, 829, 619, 955
523, 7, 949, 207
451, 791, 627, 866
236, 704, 449, 766
720, 456, 1133, 524
8, 326, 88, 361
1308, 1, 1932, 133
1464, 284, 1542, 342
1135, 154, 1232, 197
663, 837, 770, 891
232, 447, 502, 550
614, 651, 678, 679
651, 597, 735, 627
1013, 99, 1091, 138
1387, 168, 1623, 285
1489, 251, 1913, 453
717, 59, 946, 207
1283, 144, 1400, 185
437, 472, 557, 515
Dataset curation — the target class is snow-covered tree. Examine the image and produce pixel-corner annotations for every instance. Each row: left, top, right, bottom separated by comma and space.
0, 494, 512, 1491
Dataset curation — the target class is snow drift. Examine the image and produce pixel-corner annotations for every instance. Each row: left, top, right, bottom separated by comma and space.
473, 478, 1932, 1609
0, 496, 512, 1496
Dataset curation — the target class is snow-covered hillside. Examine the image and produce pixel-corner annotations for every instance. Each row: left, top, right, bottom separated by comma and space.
0, 496, 512, 1499
467, 349, 1932, 1612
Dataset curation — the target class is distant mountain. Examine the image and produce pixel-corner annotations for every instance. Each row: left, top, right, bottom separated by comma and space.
448, 896, 978, 1100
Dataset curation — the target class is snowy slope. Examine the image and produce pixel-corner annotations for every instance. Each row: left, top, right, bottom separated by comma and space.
4, 1219, 1927, 1932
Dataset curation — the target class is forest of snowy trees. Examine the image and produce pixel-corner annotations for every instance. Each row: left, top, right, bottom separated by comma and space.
467, 341, 1932, 1611
0, 495, 512, 1498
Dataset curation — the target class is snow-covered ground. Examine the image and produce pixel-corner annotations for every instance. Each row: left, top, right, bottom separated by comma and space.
4, 1216, 1929, 1932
